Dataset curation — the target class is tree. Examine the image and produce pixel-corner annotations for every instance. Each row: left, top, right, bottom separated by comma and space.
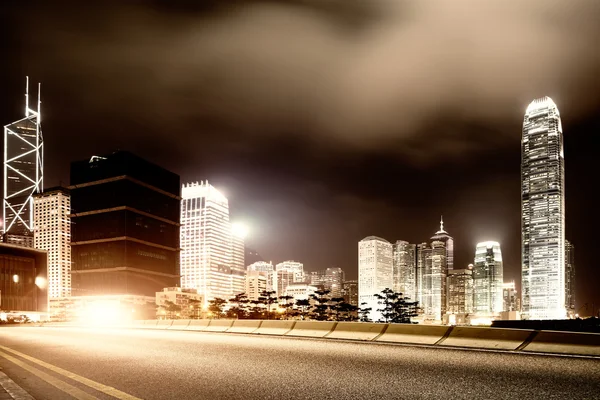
227, 293, 250, 319
334, 301, 359, 321
207, 298, 227, 319
295, 299, 311, 320
278, 295, 296, 319
375, 288, 419, 324
187, 299, 202, 319
258, 290, 278, 319
359, 302, 372, 322
309, 290, 332, 321
375, 288, 399, 323
161, 300, 182, 320
328, 297, 346, 321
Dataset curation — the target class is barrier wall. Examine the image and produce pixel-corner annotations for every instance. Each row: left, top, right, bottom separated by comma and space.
286, 321, 337, 338
439, 326, 534, 350
187, 319, 210, 331
327, 322, 385, 341
36, 320, 600, 357
204, 319, 234, 332
522, 330, 600, 356
227, 320, 262, 334
254, 320, 295, 335
168, 320, 191, 330
376, 324, 449, 345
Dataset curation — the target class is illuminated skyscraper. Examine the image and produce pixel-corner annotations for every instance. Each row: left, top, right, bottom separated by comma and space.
180, 182, 244, 303
358, 236, 393, 321
521, 97, 566, 320
3, 78, 43, 247
309, 267, 345, 297
565, 240, 575, 317
473, 241, 504, 316
392, 240, 417, 301
33, 187, 71, 298
430, 217, 454, 270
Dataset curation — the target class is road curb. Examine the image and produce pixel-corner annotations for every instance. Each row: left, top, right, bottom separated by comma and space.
0, 371, 35, 400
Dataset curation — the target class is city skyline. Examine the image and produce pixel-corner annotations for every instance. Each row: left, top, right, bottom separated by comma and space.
1, 0, 599, 315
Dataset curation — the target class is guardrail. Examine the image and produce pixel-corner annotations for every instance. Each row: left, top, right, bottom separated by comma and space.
36, 320, 600, 357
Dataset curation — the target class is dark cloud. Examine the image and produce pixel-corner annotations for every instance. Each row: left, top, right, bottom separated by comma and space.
1, 0, 599, 312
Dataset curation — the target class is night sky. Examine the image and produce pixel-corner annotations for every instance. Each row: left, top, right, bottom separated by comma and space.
2, 1, 599, 314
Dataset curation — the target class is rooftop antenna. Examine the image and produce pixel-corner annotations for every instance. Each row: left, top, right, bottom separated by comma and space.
37, 82, 41, 123
25, 76, 29, 117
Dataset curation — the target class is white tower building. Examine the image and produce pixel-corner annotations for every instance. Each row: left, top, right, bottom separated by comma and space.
521, 97, 566, 320
33, 187, 71, 298
358, 236, 393, 321
473, 241, 504, 316
180, 181, 244, 303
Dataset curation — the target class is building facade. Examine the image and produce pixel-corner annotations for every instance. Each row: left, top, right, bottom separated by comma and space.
2, 78, 43, 248
245, 270, 268, 301
431, 217, 454, 270
284, 283, 318, 302
70, 151, 180, 297
358, 236, 393, 322
180, 181, 244, 303
276, 261, 304, 283
502, 281, 518, 312
392, 240, 417, 301
309, 267, 345, 297
0, 243, 47, 312
446, 266, 474, 315
33, 187, 71, 298
473, 241, 504, 316
521, 97, 566, 320
341, 279, 358, 307
156, 287, 203, 319
565, 240, 575, 317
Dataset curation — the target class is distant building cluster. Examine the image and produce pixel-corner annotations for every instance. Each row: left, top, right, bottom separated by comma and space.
358, 96, 576, 324
0, 79, 578, 324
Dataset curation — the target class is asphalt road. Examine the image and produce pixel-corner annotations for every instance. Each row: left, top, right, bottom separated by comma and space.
0, 326, 599, 400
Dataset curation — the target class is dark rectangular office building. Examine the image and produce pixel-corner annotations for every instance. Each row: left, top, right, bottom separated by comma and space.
70, 151, 180, 296
0, 243, 48, 312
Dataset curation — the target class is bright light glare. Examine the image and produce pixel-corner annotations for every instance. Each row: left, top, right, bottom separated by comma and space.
12, 274, 19, 283
77, 300, 131, 327
35, 276, 47, 288
231, 222, 249, 239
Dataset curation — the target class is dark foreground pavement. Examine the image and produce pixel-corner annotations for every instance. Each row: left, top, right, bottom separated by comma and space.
0, 326, 599, 400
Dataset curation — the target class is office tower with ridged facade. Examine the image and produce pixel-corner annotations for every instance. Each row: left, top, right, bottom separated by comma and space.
180, 182, 245, 304
358, 236, 393, 322
521, 97, 566, 320
473, 241, 504, 317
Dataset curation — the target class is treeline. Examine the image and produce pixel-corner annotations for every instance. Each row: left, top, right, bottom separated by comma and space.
159, 288, 419, 323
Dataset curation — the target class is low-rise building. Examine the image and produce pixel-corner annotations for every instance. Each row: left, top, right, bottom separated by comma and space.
0, 243, 48, 317
156, 287, 204, 319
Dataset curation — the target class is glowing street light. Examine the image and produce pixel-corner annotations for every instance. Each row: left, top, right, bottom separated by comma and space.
35, 276, 47, 289
12, 274, 19, 283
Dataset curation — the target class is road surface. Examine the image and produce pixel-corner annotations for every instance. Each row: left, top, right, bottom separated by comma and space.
0, 326, 599, 399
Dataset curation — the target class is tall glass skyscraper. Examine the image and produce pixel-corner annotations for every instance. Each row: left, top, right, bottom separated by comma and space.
521, 97, 566, 320
392, 240, 417, 301
473, 241, 503, 316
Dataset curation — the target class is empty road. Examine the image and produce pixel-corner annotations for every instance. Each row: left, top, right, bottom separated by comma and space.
0, 326, 599, 399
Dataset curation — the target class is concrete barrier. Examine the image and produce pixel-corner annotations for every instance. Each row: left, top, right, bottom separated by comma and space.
168, 319, 191, 330
142, 319, 159, 327
286, 321, 337, 338
227, 320, 262, 334
376, 324, 450, 345
522, 330, 600, 356
187, 319, 210, 331
440, 326, 534, 350
254, 320, 296, 335
204, 319, 234, 332
156, 320, 174, 329
327, 322, 386, 341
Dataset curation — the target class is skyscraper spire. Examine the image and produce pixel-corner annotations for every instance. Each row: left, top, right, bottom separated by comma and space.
440, 215, 444, 232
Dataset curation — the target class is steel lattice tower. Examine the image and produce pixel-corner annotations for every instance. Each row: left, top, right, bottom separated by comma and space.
2, 77, 44, 236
